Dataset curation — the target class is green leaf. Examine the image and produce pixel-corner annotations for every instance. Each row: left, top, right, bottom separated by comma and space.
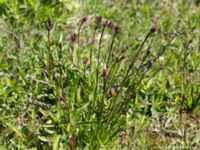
53, 135, 61, 150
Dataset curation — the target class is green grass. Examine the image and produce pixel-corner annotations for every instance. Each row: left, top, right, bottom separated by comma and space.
0, 0, 200, 149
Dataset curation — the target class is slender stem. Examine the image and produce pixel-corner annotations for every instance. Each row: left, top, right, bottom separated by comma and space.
106, 32, 117, 68
47, 30, 53, 75
58, 44, 65, 97
180, 40, 191, 137
136, 36, 154, 75
90, 23, 99, 70
144, 66, 163, 84
93, 23, 106, 111
77, 21, 84, 69
103, 31, 117, 94
70, 43, 74, 65
106, 32, 152, 127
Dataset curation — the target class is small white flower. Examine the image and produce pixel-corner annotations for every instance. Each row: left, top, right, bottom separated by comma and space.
159, 56, 164, 61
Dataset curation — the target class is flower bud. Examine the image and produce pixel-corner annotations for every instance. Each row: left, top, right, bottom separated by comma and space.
103, 68, 109, 81
46, 18, 53, 31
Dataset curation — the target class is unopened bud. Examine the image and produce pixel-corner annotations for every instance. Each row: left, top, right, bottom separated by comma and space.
111, 88, 116, 96
103, 68, 109, 81
82, 16, 88, 22
111, 50, 116, 57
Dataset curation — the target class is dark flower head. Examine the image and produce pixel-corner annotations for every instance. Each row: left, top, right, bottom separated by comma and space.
97, 16, 103, 23
107, 21, 114, 29
150, 25, 157, 33
82, 16, 88, 22
115, 25, 121, 33
84, 58, 89, 65
46, 18, 53, 31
